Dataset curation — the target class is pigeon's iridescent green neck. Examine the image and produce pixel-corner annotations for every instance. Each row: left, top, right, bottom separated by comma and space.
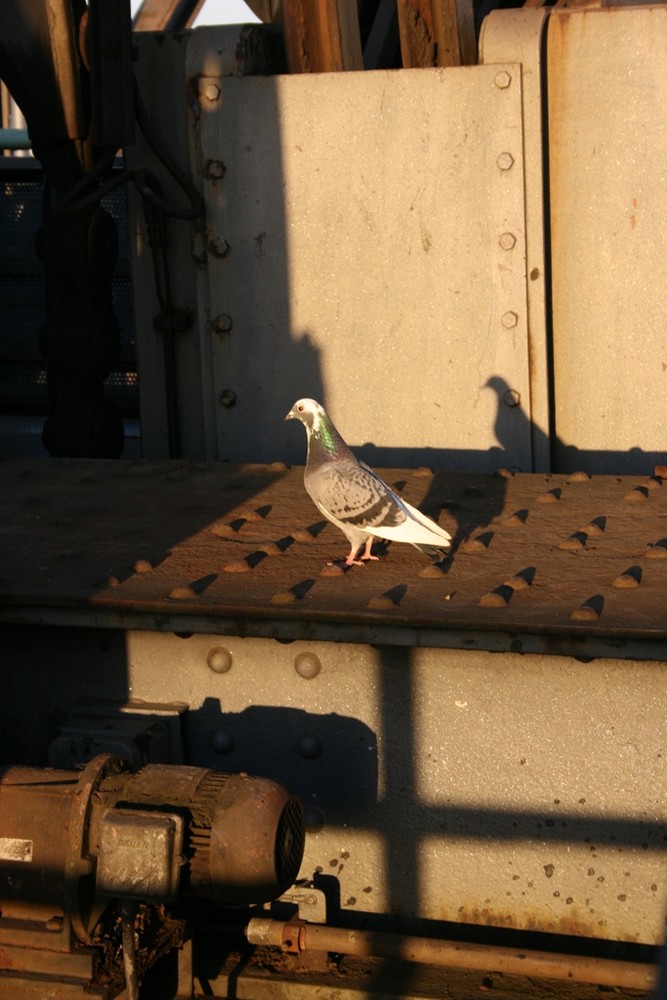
310, 413, 350, 461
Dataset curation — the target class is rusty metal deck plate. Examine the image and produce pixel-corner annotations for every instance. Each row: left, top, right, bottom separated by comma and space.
1, 459, 666, 655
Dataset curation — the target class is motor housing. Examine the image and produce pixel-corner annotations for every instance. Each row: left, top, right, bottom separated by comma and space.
0, 754, 305, 943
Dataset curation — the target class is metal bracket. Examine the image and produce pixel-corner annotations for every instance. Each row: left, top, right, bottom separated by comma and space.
274, 885, 327, 924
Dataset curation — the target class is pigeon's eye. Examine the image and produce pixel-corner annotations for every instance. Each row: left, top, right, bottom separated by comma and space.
297, 404, 304, 412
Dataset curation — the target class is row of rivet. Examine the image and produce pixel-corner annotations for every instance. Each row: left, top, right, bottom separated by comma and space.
209, 727, 323, 760
206, 642, 326, 830
494, 70, 523, 410
559, 516, 606, 550
200, 81, 237, 410
207, 647, 322, 680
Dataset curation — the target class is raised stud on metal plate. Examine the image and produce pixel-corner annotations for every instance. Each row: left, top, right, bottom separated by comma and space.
502, 311, 519, 329
210, 728, 235, 753
207, 646, 233, 673
297, 732, 323, 759
294, 651, 322, 679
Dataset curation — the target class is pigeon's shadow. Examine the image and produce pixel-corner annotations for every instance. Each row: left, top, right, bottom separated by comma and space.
418, 471, 508, 569
485, 375, 663, 475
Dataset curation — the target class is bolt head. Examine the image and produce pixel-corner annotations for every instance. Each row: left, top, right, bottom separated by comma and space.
220, 389, 237, 408
495, 71, 512, 90
497, 152, 515, 171
202, 82, 221, 102
208, 234, 231, 258
213, 314, 233, 335
503, 389, 521, 408
502, 310, 519, 329
204, 159, 226, 181
499, 232, 516, 251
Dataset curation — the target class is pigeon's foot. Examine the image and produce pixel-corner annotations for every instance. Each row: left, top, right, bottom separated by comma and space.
360, 553, 379, 562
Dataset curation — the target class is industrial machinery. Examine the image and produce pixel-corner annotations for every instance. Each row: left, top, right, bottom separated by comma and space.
0, 0, 665, 998
0, 755, 304, 994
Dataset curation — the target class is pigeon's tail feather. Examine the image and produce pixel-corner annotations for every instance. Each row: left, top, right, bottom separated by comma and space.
400, 498, 451, 541
370, 499, 451, 549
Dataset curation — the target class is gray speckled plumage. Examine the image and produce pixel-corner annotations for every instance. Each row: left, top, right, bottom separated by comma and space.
285, 398, 451, 566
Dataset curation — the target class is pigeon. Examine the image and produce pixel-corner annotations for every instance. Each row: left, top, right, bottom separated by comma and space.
285, 398, 451, 566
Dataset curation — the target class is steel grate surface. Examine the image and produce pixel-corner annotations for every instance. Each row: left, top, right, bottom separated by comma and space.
0, 459, 666, 651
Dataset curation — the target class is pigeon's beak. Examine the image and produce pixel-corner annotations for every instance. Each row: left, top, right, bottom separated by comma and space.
285, 407, 294, 421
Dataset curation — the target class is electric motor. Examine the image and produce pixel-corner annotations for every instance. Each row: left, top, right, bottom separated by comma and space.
0, 754, 305, 942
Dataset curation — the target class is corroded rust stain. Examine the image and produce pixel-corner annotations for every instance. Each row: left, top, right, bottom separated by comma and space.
444, 904, 613, 941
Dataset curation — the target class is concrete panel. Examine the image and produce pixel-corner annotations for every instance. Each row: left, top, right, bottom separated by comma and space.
547, 8, 667, 473
192, 63, 534, 470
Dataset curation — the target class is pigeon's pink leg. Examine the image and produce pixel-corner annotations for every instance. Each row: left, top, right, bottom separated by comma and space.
359, 536, 379, 563
341, 538, 377, 567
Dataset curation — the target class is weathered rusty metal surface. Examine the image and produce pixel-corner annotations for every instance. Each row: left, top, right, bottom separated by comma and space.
0, 459, 666, 651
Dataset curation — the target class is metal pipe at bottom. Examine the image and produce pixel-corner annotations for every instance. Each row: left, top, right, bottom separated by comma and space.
246, 918, 656, 992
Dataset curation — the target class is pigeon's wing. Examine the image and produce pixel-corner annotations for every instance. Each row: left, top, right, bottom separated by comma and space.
306, 459, 407, 534
358, 462, 451, 547
308, 459, 450, 548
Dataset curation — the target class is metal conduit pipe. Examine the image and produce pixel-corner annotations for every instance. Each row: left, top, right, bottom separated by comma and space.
246, 918, 656, 992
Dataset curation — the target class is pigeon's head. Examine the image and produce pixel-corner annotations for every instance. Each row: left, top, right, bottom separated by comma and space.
285, 398, 326, 432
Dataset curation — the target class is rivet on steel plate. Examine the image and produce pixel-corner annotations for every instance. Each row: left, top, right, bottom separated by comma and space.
645, 538, 667, 559
494, 70, 512, 90
212, 313, 233, 335
207, 646, 233, 673
536, 487, 561, 503
503, 389, 520, 407
571, 594, 604, 621
559, 531, 587, 550
498, 232, 516, 251
496, 152, 514, 171
479, 585, 512, 607
502, 311, 518, 329
294, 652, 322, 679
220, 389, 237, 407
297, 732, 323, 759
624, 485, 649, 502
210, 728, 235, 754
612, 566, 642, 589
